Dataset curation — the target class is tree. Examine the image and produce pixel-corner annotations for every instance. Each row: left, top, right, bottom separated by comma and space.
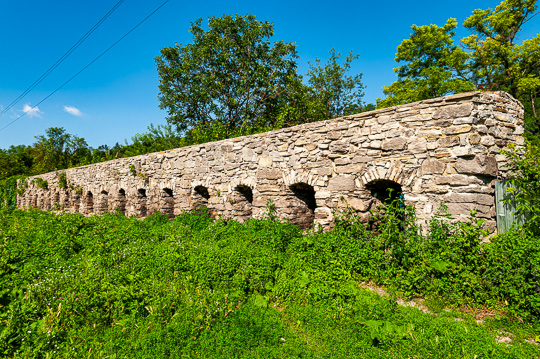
306, 49, 366, 120
31, 127, 91, 174
122, 123, 183, 157
379, 0, 539, 137
155, 15, 301, 138
462, 0, 540, 134
378, 19, 475, 108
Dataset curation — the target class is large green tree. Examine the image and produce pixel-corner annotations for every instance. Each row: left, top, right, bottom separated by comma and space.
307, 49, 366, 120
379, 0, 539, 137
155, 15, 301, 137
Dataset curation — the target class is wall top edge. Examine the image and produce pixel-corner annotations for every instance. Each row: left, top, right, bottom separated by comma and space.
22, 91, 521, 181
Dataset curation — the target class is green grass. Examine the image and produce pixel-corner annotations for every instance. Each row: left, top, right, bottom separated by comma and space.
0, 207, 539, 358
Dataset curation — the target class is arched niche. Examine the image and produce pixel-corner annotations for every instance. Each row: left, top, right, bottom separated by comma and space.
365, 179, 405, 232
97, 190, 109, 215
160, 188, 175, 219
137, 189, 148, 218
288, 183, 316, 230
192, 185, 209, 210
86, 191, 94, 214
365, 179, 403, 206
116, 189, 127, 215
231, 185, 253, 221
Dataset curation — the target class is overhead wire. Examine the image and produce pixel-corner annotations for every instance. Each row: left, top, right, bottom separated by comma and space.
0, 0, 170, 133
0, 0, 125, 119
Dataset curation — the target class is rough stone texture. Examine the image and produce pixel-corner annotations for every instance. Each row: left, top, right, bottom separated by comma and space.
17, 91, 524, 233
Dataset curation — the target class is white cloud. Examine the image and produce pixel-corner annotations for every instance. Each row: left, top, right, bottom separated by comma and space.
22, 104, 43, 118
63, 105, 82, 117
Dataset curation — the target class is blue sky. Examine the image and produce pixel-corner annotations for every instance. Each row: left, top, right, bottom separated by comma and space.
0, 0, 538, 149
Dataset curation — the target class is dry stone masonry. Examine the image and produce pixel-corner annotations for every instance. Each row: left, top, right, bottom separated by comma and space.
17, 91, 524, 233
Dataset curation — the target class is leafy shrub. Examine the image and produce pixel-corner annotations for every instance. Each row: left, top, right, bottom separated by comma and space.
502, 141, 540, 234
57, 172, 68, 189
34, 177, 48, 189
1, 206, 539, 357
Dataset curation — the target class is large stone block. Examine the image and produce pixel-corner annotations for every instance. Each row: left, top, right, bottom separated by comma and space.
420, 158, 445, 176
256, 168, 282, 180
454, 155, 498, 177
327, 175, 356, 191
381, 137, 407, 151
433, 103, 473, 119
434, 174, 483, 186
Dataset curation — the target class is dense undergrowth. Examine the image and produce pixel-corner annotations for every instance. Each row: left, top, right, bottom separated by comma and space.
1, 204, 539, 358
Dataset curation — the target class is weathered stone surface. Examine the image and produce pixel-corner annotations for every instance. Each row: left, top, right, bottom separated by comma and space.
382, 137, 407, 151
327, 175, 356, 191
434, 174, 484, 186
455, 155, 498, 177
433, 103, 474, 119
329, 141, 349, 153
443, 193, 494, 206
256, 168, 282, 179
443, 125, 472, 135
420, 158, 446, 176
18, 91, 523, 234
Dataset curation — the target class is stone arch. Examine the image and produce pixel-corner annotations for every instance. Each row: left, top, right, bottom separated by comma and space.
97, 190, 109, 214
116, 189, 127, 215
227, 176, 257, 192
287, 182, 316, 230
160, 188, 175, 219
361, 162, 402, 186
137, 189, 148, 218
85, 191, 94, 214
365, 179, 403, 206
282, 169, 321, 188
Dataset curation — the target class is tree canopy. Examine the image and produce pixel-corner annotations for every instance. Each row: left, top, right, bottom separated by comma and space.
379, 0, 539, 139
155, 15, 301, 137
155, 15, 366, 140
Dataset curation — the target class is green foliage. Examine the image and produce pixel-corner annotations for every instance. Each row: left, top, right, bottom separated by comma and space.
34, 177, 48, 189
31, 127, 92, 174
1, 208, 538, 357
0, 176, 25, 209
57, 172, 68, 189
378, 19, 474, 108
122, 123, 183, 157
379, 0, 539, 139
306, 49, 366, 120
129, 164, 137, 177
155, 14, 301, 137
502, 141, 540, 233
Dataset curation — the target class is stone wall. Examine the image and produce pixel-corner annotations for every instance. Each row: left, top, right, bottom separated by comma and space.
17, 91, 524, 232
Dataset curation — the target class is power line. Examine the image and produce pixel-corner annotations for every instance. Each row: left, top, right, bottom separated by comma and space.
0, 0, 125, 119
0, 0, 170, 133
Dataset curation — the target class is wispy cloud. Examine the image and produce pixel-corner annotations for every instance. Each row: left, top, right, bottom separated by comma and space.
23, 104, 43, 118
63, 105, 82, 117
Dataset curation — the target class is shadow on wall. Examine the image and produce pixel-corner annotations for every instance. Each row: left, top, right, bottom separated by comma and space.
137, 189, 147, 218
289, 183, 316, 230
366, 179, 403, 207
116, 189, 127, 215
86, 192, 94, 215
161, 188, 174, 219
231, 185, 253, 221
192, 186, 209, 210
